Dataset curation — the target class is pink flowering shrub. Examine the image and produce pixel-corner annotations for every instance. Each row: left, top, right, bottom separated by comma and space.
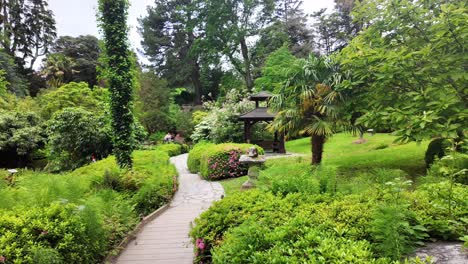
205, 149, 248, 180
193, 143, 264, 180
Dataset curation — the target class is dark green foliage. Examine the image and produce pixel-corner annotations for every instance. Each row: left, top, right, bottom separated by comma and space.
41, 35, 101, 89
0, 111, 45, 167
135, 72, 172, 134
98, 0, 135, 169
47, 35, 101, 87
0, 0, 57, 70
139, 0, 205, 104
370, 178, 428, 259
424, 138, 451, 168
46, 107, 112, 172
0, 50, 28, 96
340, 0, 467, 144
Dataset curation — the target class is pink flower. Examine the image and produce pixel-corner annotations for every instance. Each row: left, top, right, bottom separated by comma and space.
196, 238, 206, 250
40, 230, 48, 236
0, 256, 5, 263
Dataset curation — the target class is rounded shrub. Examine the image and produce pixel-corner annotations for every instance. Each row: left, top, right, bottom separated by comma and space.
191, 143, 264, 180
187, 142, 215, 173
424, 138, 451, 168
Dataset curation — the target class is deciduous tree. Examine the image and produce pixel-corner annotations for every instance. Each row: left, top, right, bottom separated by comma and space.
339, 0, 467, 147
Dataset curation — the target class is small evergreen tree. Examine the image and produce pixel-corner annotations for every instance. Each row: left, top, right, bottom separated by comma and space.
97, 0, 134, 168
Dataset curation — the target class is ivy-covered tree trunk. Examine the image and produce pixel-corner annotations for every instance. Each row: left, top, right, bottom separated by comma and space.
98, 0, 134, 169
311, 134, 325, 165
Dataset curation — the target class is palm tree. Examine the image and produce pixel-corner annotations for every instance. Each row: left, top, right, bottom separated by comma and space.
269, 55, 342, 165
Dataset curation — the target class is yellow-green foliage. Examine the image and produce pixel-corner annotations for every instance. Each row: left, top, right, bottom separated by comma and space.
187, 142, 215, 173
192, 110, 208, 126
0, 146, 178, 263
156, 143, 188, 157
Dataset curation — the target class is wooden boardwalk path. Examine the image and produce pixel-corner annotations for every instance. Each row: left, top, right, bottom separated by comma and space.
115, 154, 224, 264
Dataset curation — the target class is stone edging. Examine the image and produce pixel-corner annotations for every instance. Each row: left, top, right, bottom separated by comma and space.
104, 203, 171, 264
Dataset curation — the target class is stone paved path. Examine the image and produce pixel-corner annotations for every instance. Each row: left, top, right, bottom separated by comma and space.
115, 154, 224, 264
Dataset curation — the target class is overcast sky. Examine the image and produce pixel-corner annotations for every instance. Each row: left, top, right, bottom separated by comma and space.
49, 0, 335, 61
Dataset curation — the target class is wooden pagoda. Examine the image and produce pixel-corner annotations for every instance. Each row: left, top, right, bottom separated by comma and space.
238, 91, 286, 153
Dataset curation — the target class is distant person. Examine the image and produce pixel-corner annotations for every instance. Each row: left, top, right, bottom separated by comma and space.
174, 133, 185, 144
164, 132, 173, 143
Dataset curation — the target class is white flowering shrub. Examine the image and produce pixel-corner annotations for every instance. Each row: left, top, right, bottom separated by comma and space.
191, 89, 255, 143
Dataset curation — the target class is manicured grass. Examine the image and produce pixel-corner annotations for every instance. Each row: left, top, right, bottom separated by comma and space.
220, 133, 429, 194
220, 176, 248, 196
287, 133, 428, 175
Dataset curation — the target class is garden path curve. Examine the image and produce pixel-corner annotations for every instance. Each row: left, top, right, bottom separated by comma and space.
115, 153, 224, 264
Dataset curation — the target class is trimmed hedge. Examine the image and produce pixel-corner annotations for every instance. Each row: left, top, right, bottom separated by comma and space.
188, 143, 264, 180
187, 142, 215, 173
0, 146, 179, 263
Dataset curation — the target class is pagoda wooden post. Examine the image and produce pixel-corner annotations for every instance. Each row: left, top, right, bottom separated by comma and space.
244, 121, 251, 143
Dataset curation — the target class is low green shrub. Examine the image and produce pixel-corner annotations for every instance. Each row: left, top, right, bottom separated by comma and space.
0, 146, 177, 263
191, 180, 468, 263
197, 143, 264, 180
156, 143, 188, 157
0, 202, 106, 264
427, 153, 468, 185
187, 142, 215, 173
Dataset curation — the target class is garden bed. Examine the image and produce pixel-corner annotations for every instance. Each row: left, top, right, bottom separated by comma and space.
0, 144, 184, 264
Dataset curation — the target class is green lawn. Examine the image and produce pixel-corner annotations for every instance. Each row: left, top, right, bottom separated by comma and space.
220, 133, 429, 194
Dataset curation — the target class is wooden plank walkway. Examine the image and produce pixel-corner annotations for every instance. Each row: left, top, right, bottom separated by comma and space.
115, 154, 224, 264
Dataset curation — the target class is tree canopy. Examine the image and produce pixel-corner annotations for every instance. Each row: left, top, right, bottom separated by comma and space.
339, 0, 467, 145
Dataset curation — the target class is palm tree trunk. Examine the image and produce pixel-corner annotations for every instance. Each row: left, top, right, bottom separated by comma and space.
311, 134, 325, 165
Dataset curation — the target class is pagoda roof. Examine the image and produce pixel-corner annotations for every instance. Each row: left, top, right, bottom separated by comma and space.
238, 107, 276, 121
249, 91, 273, 101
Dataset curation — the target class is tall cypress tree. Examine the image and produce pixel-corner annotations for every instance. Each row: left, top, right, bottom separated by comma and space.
97, 0, 134, 168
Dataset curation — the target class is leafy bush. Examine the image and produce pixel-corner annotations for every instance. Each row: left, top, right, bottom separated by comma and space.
187, 142, 215, 173
0, 110, 45, 167
427, 153, 468, 185
191, 110, 208, 126
191, 179, 468, 263
46, 107, 112, 172
189, 143, 263, 180
201, 149, 246, 180
37, 82, 109, 120
424, 138, 451, 168
0, 202, 107, 264
191, 89, 255, 143
156, 143, 187, 157
0, 146, 177, 263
